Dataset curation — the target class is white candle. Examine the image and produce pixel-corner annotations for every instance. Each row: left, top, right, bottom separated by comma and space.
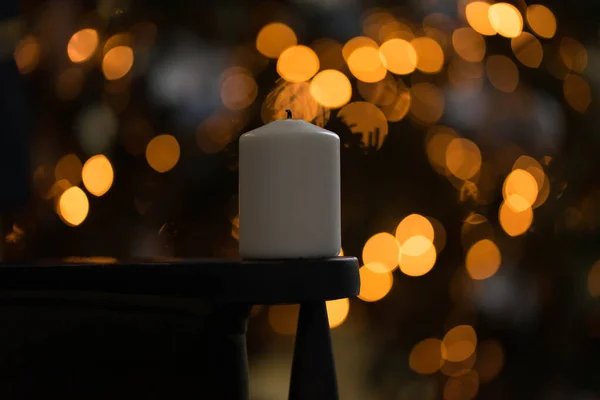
239, 112, 341, 259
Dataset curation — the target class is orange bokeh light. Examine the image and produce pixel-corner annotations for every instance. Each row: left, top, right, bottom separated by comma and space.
277, 45, 320, 83
256, 22, 297, 59
102, 46, 134, 80
67, 29, 99, 63
358, 266, 393, 302
309, 69, 352, 109
379, 39, 417, 75
411, 37, 444, 74
466, 239, 501, 280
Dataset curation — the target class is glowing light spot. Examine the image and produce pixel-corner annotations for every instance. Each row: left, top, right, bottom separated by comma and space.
381, 84, 411, 122
442, 325, 477, 362
511, 32, 543, 68
452, 27, 486, 63
486, 55, 519, 93
466, 239, 501, 281
446, 138, 482, 180
411, 37, 444, 74
67, 29, 99, 63
311, 38, 345, 71
14, 35, 40, 74
512, 155, 545, 191
264, 80, 329, 126
379, 39, 417, 75
426, 126, 459, 176
361, 10, 397, 42
82, 155, 114, 197
220, 67, 258, 110
396, 214, 435, 245
399, 243, 437, 277
362, 232, 400, 273
526, 4, 557, 39
56, 67, 84, 101
348, 46, 387, 83
58, 186, 89, 227
309, 69, 352, 109
338, 102, 389, 150
410, 83, 445, 125
379, 19, 415, 43
102, 46, 134, 80
277, 45, 320, 83
55, 154, 82, 186
358, 266, 393, 302
145, 134, 180, 173
466, 2, 496, 36
488, 3, 523, 38
256, 22, 297, 59
409, 338, 444, 374
342, 36, 378, 62
503, 169, 539, 211
268, 304, 299, 335
326, 298, 349, 328
196, 111, 246, 154
560, 38, 587, 73
499, 196, 533, 236
444, 370, 479, 400
475, 339, 504, 383
563, 74, 592, 114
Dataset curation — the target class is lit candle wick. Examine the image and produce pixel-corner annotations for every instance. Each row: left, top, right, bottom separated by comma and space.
286, 109, 292, 119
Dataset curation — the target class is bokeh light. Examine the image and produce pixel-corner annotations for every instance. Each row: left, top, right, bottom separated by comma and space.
197, 111, 246, 154
409, 338, 444, 374
559, 38, 588, 73
588, 260, 600, 298
358, 266, 393, 302
82, 154, 114, 197
256, 22, 297, 59
338, 102, 389, 150
488, 3, 523, 39
410, 83, 445, 125
14, 35, 40, 74
347, 46, 387, 83
58, 186, 89, 227
563, 74, 592, 113
499, 197, 533, 236
448, 58, 484, 91
466, 239, 501, 280
309, 69, 352, 109
446, 138, 482, 180
452, 27, 486, 63
426, 126, 459, 176
466, 2, 496, 36
362, 232, 400, 273
264, 80, 329, 126
486, 55, 519, 93
443, 370, 479, 400
146, 134, 181, 173
526, 4, 557, 39
475, 339, 505, 383
411, 37, 444, 74
67, 28, 99, 63
503, 169, 539, 211
381, 83, 411, 122
399, 242, 437, 277
277, 45, 320, 83
442, 325, 477, 362
396, 214, 435, 246
102, 46, 134, 80
379, 39, 417, 75
268, 304, 299, 335
342, 36, 378, 62
55, 154, 82, 186
326, 298, 350, 328
512, 32, 543, 68
357, 74, 398, 106
220, 67, 258, 110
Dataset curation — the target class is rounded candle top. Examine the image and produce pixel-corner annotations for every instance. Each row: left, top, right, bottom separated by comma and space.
241, 115, 338, 140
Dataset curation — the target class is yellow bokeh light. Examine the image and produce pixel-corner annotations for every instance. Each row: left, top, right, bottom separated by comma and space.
426, 126, 459, 175
409, 338, 444, 374
342, 36, 378, 62
399, 243, 437, 277
396, 214, 435, 245
348, 46, 387, 83
14, 35, 40, 74
410, 82, 445, 125
263, 80, 329, 126
58, 186, 89, 227
486, 55, 519, 93
446, 138, 482, 180
102, 46, 134, 80
82, 154, 114, 197
588, 261, 600, 297
379, 39, 417, 75
511, 32, 543, 68
67, 29, 99, 63
402, 235, 433, 257
476, 339, 504, 383
268, 304, 299, 335
55, 154, 82, 186
503, 169, 539, 211
466, 2, 496, 36
560, 38, 588, 73
488, 3, 523, 38
338, 101, 389, 150
358, 266, 393, 302
309, 69, 352, 109
499, 196, 533, 236
526, 4, 557, 39
277, 45, 320, 83
311, 38, 345, 71
220, 67, 258, 110
326, 298, 350, 329
442, 325, 477, 362
466, 239, 501, 281
512, 155, 545, 189
444, 370, 479, 400
146, 134, 181, 173
411, 37, 444, 74
564, 74, 592, 114
452, 27, 486, 63
362, 232, 400, 273
256, 22, 297, 59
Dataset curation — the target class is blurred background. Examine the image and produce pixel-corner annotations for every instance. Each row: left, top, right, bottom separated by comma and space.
1, 0, 600, 398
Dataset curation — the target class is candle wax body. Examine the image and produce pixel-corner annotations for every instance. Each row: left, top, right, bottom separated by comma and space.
239, 119, 341, 259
